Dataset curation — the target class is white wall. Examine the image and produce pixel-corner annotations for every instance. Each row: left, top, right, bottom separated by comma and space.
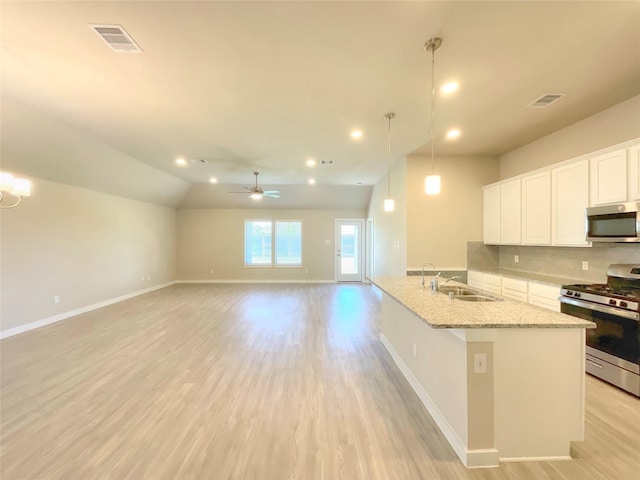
176, 208, 365, 281
367, 158, 407, 277
500, 95, 640, 179
406, 155, 499, 270
0, 177, 177, 334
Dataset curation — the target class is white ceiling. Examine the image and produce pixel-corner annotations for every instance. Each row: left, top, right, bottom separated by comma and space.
1, 1, 639, 209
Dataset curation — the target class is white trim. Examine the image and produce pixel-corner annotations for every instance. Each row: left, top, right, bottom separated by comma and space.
0, 282, 176, 339
176, 279, 335, 284
380, 333, 499, 469
499, 456, 571, 463
407, 266, 467, 272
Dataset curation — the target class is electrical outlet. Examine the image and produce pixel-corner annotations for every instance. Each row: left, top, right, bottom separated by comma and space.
305, 269, 309, 274
210, 268, 215, 274
147, 275, 150, 281
141, 276, 145, 281
412, 343, 418, 359
54, 295, 59, 304
582, 261, 589, 271
514, 255, 519, 264
474, 353, 487, 374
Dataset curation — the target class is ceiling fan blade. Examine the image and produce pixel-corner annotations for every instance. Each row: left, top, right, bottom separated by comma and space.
264, 192, 280, 198
262, 190, 280, 194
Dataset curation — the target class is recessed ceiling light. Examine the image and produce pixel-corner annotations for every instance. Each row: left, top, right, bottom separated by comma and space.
306, 158, 316, 167
175, 157, 187, 166
356, 182, 363, 186
441, 81, 459, 94
350, 130, 363, 139
446, 129, 461, 139
308, 178, 316, 185
209, 177, 218, 184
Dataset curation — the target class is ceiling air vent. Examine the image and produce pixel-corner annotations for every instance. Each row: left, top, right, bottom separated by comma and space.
320, 160, 335, 165
89, 24, 143, 53
527, 94, 565, 108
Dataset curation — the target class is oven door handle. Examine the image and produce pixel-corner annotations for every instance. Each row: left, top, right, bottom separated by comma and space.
560, 297, 640, 321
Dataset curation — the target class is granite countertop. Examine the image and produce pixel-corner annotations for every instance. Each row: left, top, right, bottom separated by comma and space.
369, 276, 595, 330
468, 267, 584, 287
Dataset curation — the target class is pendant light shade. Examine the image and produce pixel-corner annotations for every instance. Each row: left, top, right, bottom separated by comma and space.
383, 112, 395, 212
425, 175, 441, 195
424, 37, 442, 196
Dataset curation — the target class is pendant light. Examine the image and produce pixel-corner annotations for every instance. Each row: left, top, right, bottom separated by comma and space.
383, 112, 395, 212
425, 37, 442, 195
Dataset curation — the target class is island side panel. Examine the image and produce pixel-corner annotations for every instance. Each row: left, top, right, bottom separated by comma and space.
493, 328, 586, 461
380, 294, 470, 458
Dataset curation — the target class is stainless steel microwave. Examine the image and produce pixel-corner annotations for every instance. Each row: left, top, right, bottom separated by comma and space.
586, 202, 640, 243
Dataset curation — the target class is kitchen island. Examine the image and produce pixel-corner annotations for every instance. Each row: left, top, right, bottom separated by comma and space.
369, 276, 595, 468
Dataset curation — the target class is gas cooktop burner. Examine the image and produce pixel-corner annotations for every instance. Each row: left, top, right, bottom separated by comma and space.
563, 283, 640, 299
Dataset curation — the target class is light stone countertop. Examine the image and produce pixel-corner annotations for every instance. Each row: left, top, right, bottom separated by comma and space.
370, 276, 596, 329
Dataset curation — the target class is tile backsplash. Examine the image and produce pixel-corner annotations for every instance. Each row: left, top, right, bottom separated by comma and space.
467, 241, 639, 282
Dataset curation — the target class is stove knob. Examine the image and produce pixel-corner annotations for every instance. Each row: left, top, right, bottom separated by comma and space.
620, 301, 628, 308
609, 299, 617, 306
567, 291, 573, 296
575, 292, 581, 298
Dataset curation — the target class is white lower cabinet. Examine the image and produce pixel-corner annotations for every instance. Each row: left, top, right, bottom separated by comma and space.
467, 270, 483, 289
468, 270, 560, 312
528, 282, 561, 312
482, 273, 502, 295
501, 277, 528, 302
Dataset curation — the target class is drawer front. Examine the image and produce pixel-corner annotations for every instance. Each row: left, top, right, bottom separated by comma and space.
502, 277, 528, 293
483, 273, 502, 294
467, 270, 483, 289
528, 282, 560, 299
502, 288, 528, 302
529, 294, 561, 312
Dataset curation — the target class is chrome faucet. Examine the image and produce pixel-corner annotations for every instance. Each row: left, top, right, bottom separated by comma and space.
421, 263, 435, 288
429, 271, 442, 291
438, 276, 460, 290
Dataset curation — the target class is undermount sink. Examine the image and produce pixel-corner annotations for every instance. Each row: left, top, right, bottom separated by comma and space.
438, 286, 478, 296
454, 295, 501, 302
437, 286, 503, 302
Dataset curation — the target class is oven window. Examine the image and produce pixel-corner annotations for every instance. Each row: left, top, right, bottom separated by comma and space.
562, 303, 639, 365
588, 213, 637, 237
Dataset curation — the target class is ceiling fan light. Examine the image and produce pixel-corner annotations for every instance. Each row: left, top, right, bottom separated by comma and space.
249, 192, 263, 200
384, 198, 395, 212
425, 175, 441, 195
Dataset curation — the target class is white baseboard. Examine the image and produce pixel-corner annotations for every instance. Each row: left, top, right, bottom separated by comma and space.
499, 455, 571, 463
0, 281, 177, 340
379, 333, 499, 469
176, 279, 336, 284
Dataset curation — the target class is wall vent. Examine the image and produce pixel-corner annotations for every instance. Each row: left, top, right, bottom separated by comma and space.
89, 24, 143, 53
527, 94, 565, 108
320, 160, 335, 165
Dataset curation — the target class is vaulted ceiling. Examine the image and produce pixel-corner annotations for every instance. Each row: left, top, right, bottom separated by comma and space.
2, 1, 639, 208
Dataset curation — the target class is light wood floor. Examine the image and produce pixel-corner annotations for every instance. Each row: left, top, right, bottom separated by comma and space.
1, 283, 638, 480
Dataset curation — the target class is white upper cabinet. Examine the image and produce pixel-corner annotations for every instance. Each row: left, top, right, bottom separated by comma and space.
590, 148, 627, 206
500, 179, 522, 244
628, 143, 640, 201
483, 184, 501, 244
552, 159, 590, 246
522, 171, 551, 245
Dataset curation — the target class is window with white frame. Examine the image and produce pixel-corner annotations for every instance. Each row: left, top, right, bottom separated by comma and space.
244, 220, 302, 266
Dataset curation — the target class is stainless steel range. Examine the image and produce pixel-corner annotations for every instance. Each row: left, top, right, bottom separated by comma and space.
560, 264, 639, 397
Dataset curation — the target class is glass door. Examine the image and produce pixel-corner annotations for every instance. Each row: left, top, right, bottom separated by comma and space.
335, 219, 364, 282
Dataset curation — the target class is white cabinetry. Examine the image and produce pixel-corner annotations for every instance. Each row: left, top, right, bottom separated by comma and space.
552, 159, 589, 246
483, 185, 501, 244
590, 148, 627, 206
502, 277, 528, 302
522, 171, 551, 245
500, 179, 522, 244
628, 143, 640, 201
467, 270, 560, 312
482, 273, 502, 295
528, 283, 561, 312
467, 270, 483, 289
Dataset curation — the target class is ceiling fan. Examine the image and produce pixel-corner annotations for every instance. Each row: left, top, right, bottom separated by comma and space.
229, 171, 280, 200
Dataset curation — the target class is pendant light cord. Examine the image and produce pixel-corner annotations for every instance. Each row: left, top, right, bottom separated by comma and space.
387, 114, 392, 197
430, 43, 436, 175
